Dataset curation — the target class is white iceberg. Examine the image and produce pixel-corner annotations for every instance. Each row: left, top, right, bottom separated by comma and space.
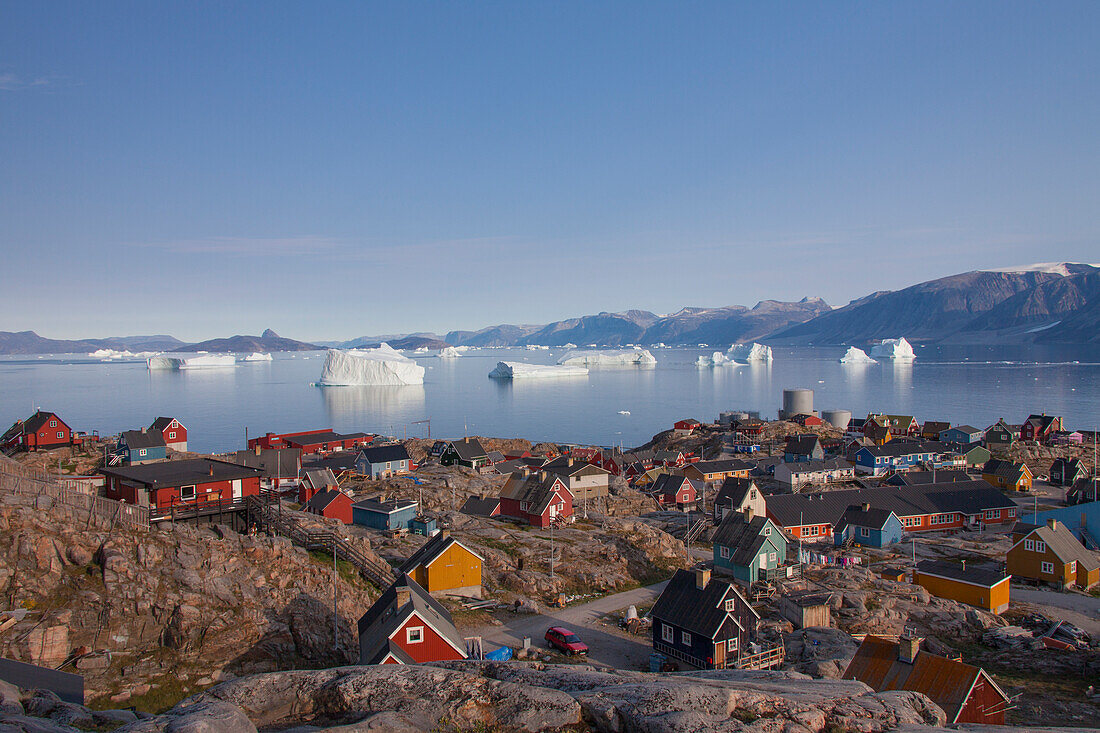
413, 346, 430, 354
489, 361, 588, 379
90, 348, 159, 360
147, 354, 237, 370
317, 345, 426, 386
839, 347, 878, 364
562, 343, 578, 349
727, 343, 773, 362
557, 349, 657, 367
869, 337, 916, 360
243, 352, 273, 362
696, 352, 744, 368
438, 346, 462, 359
525, 344, 550, 351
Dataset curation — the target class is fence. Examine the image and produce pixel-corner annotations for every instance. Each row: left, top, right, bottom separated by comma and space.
0, 455, 149, 532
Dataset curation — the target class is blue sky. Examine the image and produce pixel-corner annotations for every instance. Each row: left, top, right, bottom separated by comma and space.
2, 2, 1098, 341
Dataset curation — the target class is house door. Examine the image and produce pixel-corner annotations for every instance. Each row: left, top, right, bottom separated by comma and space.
231, 480, 243, 501
713, 642, 725, 669
759, 554, 768, 570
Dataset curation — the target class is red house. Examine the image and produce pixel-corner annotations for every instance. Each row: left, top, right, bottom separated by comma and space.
298, 467, 340, 504
150, 416, 188, 452
1, 411, 73, 453
673, 419, 702, 436
1020, 414, 1063, 444
101, 458, 263, 515
248, 428, 374, 455
304, 488, 354, 524
791, 414, 825, 427
499, 470, 573, 527
648, 474, 702, 511
357, 575, 468, 665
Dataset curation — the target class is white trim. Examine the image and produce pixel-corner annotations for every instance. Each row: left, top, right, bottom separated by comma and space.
377, 651, 404, 665
916, 570, 1011, 589
406, 625, 424, 644
386, 610, 467, 657
422, 537, 486, 566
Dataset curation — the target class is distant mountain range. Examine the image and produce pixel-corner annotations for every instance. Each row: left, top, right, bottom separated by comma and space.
4, 263, 1098, 354
170, 329, 318, 353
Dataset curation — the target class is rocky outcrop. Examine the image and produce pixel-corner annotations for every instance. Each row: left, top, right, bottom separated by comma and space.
106, 662, 948, 732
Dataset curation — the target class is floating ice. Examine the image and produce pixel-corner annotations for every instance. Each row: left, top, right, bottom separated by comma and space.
557, 349, 657, 367
562, 343, 578, 349
489, 361, 588, 379
147, 354, 237, 370
90, 348, 158, 360
317, 345, 426, 386
839, 347, 878, 364
243, 352, 273, 362
869, 338, 916, 360
438, 346, 462, 359
727, 343, 773, 362
413, 346, 430, 354
696, 352, 744, 368
618, 410, 631, 415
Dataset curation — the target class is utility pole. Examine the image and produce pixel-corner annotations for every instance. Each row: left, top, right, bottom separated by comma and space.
333, 540, 339, 652
550, 522, 555, 578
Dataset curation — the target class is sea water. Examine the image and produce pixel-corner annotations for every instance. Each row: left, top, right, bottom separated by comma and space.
1, 345, 1098, 454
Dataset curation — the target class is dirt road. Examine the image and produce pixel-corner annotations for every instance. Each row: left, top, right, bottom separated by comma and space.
469, 581, 668, 670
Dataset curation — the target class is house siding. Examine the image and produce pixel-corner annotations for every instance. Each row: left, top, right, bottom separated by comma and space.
391, 613, 466, 664
414, 543, 482, 596
913, 572, 1010, 614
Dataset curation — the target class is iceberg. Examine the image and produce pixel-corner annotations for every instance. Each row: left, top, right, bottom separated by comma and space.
147, 354, 237, 370
317, 345, 426, 386
839, 347, 878, 364
489, 362, 588, 379
695, 352, 744, 368
243, 352, 273, 362
525, 344, 550, 351
557, 349, 657, 367
562, 343, 578, 349
413, 346, 430, 354
869, 337, 916, 360
727, 343, 773, 362
90, 348, 159, 360
438, 346, 462, 359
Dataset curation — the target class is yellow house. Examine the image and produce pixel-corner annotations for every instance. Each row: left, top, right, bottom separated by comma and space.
398, 531, 484, 598
913, 560, 1010, 614
1007, 520, 1100, 590
981, 459, 1033, 492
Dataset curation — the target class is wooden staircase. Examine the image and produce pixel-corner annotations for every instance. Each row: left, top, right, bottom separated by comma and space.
245, 494, 396, 590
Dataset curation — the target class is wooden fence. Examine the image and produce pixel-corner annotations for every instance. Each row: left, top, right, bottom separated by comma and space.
0, 455, 149, 531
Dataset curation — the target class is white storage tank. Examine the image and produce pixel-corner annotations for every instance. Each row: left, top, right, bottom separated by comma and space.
822, 409, 852, 430
780, 388, 815, 420
719, 410, 750, 426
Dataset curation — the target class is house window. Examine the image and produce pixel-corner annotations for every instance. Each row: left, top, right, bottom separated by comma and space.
681, 631, 691, 646
810, 526, 820, 536
57, 432, 64, 439
727, 637, 738, 652
763, 527, 771, 536
724, 599, 735, 612
180, 485, 196, 501
406, 626, 424, 644
769, 552, 777, 562
983, 509, 1000, 519
1041, 561, 1054, 574
139, 449, 147, 457
860, 528, 870, 538
49, 420, 57, 427
719, 546, 730, 560
662, 623, 674, 643
1024, 539, 1035, 551
169, 432, 176, 440
750, 490, 756, 499
1069, 560, 1076, 573
1036, 541, 1046, 553
1007, 508, 1016, 517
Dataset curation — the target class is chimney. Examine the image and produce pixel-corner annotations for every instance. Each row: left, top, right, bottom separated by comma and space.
567, 457, 574, 467
395, 585, 411, 608
960, 559, 966, 572
1047, 518, 1059, 531
539, 470, 547, 482
861, 502, 871, 512
141, 426, 147, 434
898, 633, 922, 664
745, 506, 754, 520
208, 464, 214, 476
695, 568, 710, 590
255, 445, 262, 456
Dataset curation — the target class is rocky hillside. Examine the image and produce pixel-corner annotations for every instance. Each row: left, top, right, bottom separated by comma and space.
170, 328, 318, 352
0, 493, 383, 710
0, 331, 185, 355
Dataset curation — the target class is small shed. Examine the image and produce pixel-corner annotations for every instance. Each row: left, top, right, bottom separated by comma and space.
778, 590, 832, 629
411, 515, 437, 536
353, 497, 419, 531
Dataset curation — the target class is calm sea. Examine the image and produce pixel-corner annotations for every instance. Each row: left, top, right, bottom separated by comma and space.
2, 345, 1098, 454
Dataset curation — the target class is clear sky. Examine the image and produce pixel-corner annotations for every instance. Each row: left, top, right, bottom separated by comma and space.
2, 2, 1098, 342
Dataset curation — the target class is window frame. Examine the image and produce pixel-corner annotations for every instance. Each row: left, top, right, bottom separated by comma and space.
1040, 561, 1054, 574
661, 623, 674, 643
681, 630, 691, 646
719, 546, 730, 560
406, 626, 424, 644
180, 485, 196, 501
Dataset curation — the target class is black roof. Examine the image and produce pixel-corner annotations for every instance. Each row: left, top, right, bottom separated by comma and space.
101, 458, 263, 487
227, 448, 301, 477
120, 429, 166, 450
460, 495, 500, 517
834, 504, 897, 532
446, 437, 487, 460
689, 459, 755, 473
150, 416, 183, 432
886, 470, 970, 486
358, 443, 411, 464
4, 411, 67, 441
714, 478, 757, 509
302, 453, 359, 472
353, 497, 417, 513
916, 559, 1007, 588
542, 455, 611, 477
649, 473, 703, 498
857, 440, 943, 458
766, 481, 1017, 528
785, 435, 821, 456
305, 487, 348, 513
284, 430, 370, 446
651, 569, 757, 640
712, 513, 778, 565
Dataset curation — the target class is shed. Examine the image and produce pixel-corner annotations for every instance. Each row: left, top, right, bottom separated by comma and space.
778, 590, 832, 629
353, 497, 419, 531
913, 560, 1010, 614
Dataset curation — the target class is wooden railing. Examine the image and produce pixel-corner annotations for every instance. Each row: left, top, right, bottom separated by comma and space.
0, 455, 149, 531
245, 495, 396, 589
737, 644, 785, 670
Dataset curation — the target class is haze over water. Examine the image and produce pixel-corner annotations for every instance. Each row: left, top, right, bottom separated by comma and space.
2, 345, 1098, 455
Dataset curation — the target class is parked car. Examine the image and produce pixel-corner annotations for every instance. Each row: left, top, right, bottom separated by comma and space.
545, 626, 588, 655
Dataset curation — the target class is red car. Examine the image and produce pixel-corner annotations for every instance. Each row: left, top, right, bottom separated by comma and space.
545, 626, 588, 655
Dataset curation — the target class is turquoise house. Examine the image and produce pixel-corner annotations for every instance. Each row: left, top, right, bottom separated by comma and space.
115, 429, 167, 466
712, 512, 788, 584
352, 498, 419, 531
833, 504, 904, 548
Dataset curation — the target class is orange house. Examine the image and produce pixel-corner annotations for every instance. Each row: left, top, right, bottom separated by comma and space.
398, 531, 484, 598
913, 560, 1010, 614
1007, 520, 1099, 590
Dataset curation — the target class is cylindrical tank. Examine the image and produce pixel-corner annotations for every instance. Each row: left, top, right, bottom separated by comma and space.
782, 388, 814, 418
746, 411, 761, 420
719, 410, 749, 425
822, 409, 852, 430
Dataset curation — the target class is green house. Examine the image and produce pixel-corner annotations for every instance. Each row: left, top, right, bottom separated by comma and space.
440, 437, 489, 469
712, 511, 789, 585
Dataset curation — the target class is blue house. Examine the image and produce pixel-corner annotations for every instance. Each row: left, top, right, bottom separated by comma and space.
833, 504, 904, 548
784, 435, 824, 463
650, 568, 760, 669
853, 442, 940, 476
352, 497, 419, 531
939, 426, 983, 445
712, 511, 789, 585
115, 429, 167, 466
356, 443, 413, 478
